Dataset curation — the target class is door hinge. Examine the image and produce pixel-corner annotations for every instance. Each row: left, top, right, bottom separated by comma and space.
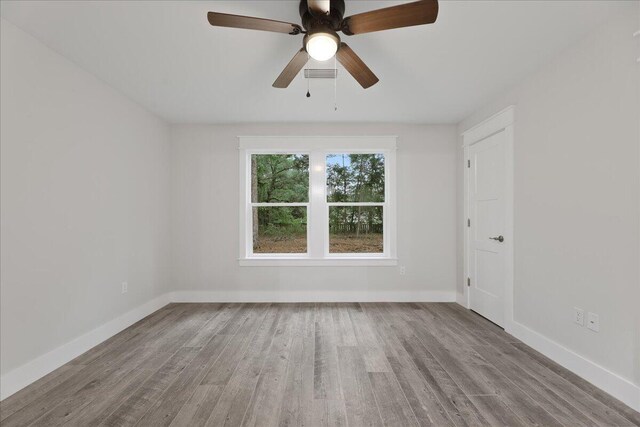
467, 218, 471, 227
467, 277, 471, 287
467, 159, 471, 168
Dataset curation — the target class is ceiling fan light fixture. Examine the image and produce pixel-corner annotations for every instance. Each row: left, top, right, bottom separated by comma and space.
305, 30, 339, 61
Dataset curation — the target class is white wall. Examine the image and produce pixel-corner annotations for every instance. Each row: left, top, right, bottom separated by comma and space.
170, 124, 457, 301
2, 2, 638, 410
0, 19, 171, 378
458, 4, 640, 391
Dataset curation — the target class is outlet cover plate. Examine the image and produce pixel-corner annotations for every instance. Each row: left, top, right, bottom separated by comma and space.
587, 312, 599, 332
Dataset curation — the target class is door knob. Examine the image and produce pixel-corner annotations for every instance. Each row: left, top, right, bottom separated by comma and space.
489, 235, 504, 242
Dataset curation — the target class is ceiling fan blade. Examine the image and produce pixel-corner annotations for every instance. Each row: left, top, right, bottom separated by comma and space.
273, 49, 308, 88
341, 0, 438, 35
308, 0, 331, 16
207, 12, 302, 35
336, 43, 378, 89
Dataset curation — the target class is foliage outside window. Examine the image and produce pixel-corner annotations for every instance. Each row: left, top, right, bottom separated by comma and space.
327, 154, 385, 253
251, 154, 309, 253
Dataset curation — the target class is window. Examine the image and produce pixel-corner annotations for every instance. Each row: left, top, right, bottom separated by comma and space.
239, 137, 397, 266
327, 154, 385, 254
251, 154, 309, 254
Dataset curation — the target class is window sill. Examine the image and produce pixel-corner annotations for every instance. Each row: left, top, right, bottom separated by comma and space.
238, 257, 398, 267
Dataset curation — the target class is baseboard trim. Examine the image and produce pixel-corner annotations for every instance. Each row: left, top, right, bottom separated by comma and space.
455, 291, 467, 307
0, 293, 171, 400
169, 290, 457, 303
506, 320, 640, 412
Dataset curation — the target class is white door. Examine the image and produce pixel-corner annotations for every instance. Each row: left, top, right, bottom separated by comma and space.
468, 130, 507, 326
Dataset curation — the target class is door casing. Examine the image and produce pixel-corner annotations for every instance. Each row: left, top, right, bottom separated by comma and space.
462, 106, 515, 332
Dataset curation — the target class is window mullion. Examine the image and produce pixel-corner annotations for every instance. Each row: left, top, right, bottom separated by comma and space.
326, 202, 385, 207
308, 150, 325, 258
250, 202, 309, 207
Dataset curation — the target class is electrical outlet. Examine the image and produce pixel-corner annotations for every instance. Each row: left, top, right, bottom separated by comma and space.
121, 282, 128, 294
399, 266, 406, 276
587, 312, 599, 332
574, 307, 584, 326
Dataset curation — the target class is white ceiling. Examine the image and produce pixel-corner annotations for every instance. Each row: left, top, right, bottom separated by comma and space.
0, 1, 629, 124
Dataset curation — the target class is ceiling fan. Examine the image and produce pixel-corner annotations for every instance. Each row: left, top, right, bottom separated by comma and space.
207, 0, 438, 89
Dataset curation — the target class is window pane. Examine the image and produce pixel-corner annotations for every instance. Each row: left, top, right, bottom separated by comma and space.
329, 206, 383, 253
326, 154, 385, 203
252, 154, 309, 203
253, 207, 307, 253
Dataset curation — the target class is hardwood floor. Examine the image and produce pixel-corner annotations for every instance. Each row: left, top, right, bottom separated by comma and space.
2, 303, 638, 426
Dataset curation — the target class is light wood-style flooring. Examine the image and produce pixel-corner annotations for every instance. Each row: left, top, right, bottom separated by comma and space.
1, 303, 639, 426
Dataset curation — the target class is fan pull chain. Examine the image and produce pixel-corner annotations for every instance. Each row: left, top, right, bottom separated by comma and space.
306, 53, 311, 98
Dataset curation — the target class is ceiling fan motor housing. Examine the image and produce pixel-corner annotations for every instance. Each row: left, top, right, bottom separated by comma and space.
299, 0, 346, 31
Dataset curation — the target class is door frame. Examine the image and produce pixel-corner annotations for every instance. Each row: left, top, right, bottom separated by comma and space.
461, 106, 515, 332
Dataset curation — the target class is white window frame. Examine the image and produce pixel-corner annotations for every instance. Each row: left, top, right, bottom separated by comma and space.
238, 136, 397, 267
